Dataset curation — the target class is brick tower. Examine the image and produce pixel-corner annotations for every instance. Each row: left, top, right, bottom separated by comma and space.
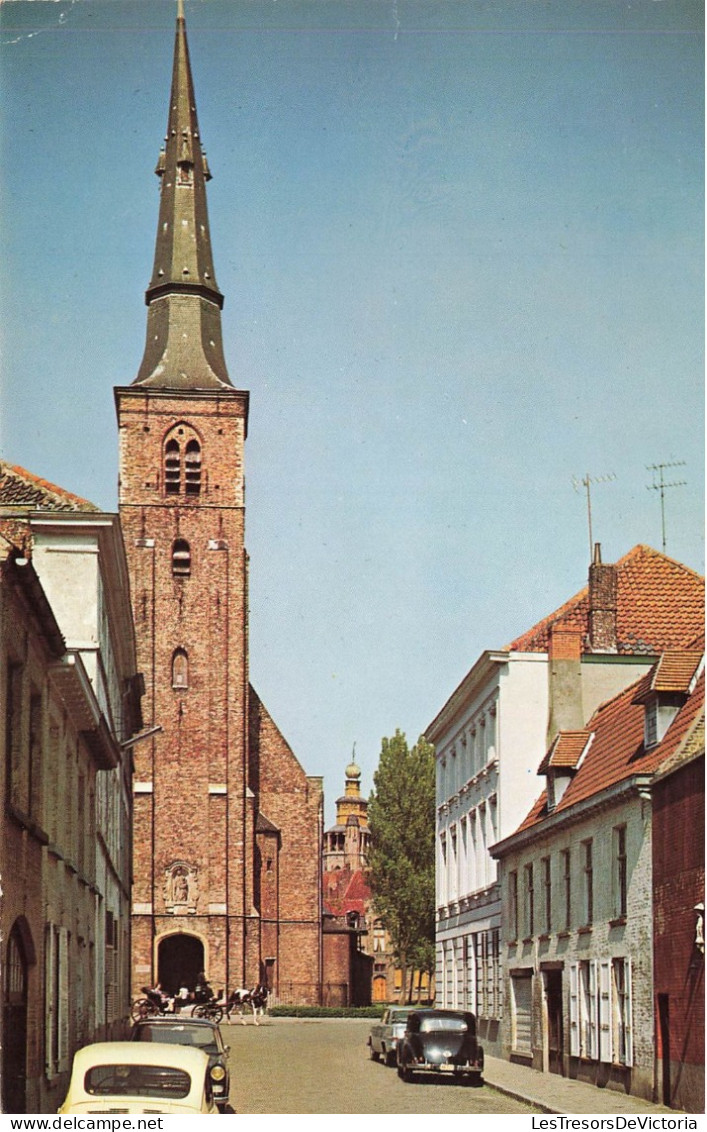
115, 0, 323, 1004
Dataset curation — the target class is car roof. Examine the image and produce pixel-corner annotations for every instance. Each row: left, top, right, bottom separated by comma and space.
409, 1009, 475, 1020
71, 1042, 210, 1072
133, 1017, 218, 1030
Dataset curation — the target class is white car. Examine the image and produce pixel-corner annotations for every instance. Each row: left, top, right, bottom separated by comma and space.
58, 1041, 220, 1114
368, 1007, 411, 1067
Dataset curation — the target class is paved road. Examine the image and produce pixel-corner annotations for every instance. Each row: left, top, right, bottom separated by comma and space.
223, 1017, 539, 1114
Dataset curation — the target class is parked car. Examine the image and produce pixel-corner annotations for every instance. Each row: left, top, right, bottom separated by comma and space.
58, 1041, 219, 1114
368, 1007, 411, 1066
396, 1009, 484, 1085
130, 1016, 231, 1111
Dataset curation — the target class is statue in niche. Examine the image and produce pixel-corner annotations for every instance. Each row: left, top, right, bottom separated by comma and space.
164, 861, 198, 914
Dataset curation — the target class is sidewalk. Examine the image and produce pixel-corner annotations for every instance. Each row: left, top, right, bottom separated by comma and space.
483, 1055, 677, 1116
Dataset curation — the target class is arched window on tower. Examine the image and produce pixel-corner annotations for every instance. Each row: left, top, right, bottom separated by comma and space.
172, 648, 189, 690
165, 439, 181, 494
184, 440, 202, 495
172, 539, 191, 577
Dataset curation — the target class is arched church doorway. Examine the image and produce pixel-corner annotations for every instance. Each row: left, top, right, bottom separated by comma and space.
3, 921, 30, 1114
157, 934, 204, 996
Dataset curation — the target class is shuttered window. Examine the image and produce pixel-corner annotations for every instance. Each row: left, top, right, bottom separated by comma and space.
511, 972, 532, 1053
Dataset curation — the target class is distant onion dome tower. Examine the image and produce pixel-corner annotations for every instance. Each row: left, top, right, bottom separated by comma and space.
323, 752, 371, 871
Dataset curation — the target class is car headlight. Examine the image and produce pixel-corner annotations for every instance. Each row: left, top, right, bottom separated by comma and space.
210, 1065, 226, 1081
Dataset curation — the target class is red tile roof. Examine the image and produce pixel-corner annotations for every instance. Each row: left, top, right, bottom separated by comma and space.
322, 867, 371, 917
538, 730, 593, 774
506, 545, 704, 656
637, 650, 703, 697
516, 662, 705, 834
0, 463, 99, 513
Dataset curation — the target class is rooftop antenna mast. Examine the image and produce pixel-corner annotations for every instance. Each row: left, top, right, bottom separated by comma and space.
572, 472, 616, 561
646, 461, 686, 552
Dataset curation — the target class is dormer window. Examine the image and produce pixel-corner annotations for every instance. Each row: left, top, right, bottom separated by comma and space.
539, 730, 593, 811
643, 694, 684, 749
634, 650, 702, 750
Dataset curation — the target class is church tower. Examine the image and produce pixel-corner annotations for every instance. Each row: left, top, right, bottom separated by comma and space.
115, 0, 323, 1003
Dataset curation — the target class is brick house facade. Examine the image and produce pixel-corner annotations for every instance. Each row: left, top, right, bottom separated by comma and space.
115, 2, 322, 1004
652, 722, 704, 1112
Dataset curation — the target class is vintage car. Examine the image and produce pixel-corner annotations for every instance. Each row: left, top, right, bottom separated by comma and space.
396, 1009, 484, 1084
130, 1015, 231, 1111
368, 1007, 411, 1066
58, 1041, 220, 1114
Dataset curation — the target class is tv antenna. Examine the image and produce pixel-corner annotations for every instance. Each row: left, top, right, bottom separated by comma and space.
572, 472, 616, 560
646, 461, 686, 552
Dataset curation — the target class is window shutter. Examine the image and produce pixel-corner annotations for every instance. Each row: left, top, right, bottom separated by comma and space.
624, 958, 633, 1067
569, 963, 579, 1056
59, 929, 70, 1072
599, 959, 612, 1063
512, 973, 532, 1053
44, 924, 56, 1078
588, 960, 598, 1059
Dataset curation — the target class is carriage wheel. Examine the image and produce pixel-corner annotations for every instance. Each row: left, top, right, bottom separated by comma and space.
210, 1005, 224, 1024
131, 997, 152, 1022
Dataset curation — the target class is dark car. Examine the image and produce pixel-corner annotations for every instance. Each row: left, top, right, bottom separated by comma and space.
130, 1016, 231, 1111
396, 1009, 484, 1085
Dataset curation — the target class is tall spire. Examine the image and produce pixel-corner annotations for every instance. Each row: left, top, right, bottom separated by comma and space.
133, 0, 232, 389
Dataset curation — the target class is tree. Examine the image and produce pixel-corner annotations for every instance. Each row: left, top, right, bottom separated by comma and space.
367, 730, 436, 1003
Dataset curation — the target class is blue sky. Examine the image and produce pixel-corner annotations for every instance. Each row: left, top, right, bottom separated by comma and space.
1, 0, 703, 823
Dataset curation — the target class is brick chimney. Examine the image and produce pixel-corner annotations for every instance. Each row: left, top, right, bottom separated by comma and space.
547, 625, 584, 745
588, 543, 618, 652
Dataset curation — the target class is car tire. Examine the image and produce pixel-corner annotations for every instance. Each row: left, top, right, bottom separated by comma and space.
385, 1050, 396, 1068
369, 1046, 380, 1062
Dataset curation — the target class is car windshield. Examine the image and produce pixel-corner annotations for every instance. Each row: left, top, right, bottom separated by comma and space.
420, 1017, 467, 1034
134, 1025, 219, 1054
84, 1064, 192, 1099
389, 1010, 409, 1022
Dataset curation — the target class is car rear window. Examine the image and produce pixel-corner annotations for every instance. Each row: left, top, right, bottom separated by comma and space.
134, 1025, 218, 1053
85, 1064, 192, 1099
420, 1017, 467, 1034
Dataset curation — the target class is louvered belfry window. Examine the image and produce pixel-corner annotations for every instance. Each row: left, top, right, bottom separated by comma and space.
165, 438, 181, 493
164, 429, 202, 496
185, 440, 202, 495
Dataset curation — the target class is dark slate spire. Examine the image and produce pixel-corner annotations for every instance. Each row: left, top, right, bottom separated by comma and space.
133, 0, 232, 389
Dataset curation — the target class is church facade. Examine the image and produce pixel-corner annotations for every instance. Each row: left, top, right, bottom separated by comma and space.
115, 1, 322, 1005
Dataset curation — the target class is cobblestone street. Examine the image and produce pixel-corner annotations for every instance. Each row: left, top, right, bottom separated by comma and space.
223, 1017, 539, 1114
